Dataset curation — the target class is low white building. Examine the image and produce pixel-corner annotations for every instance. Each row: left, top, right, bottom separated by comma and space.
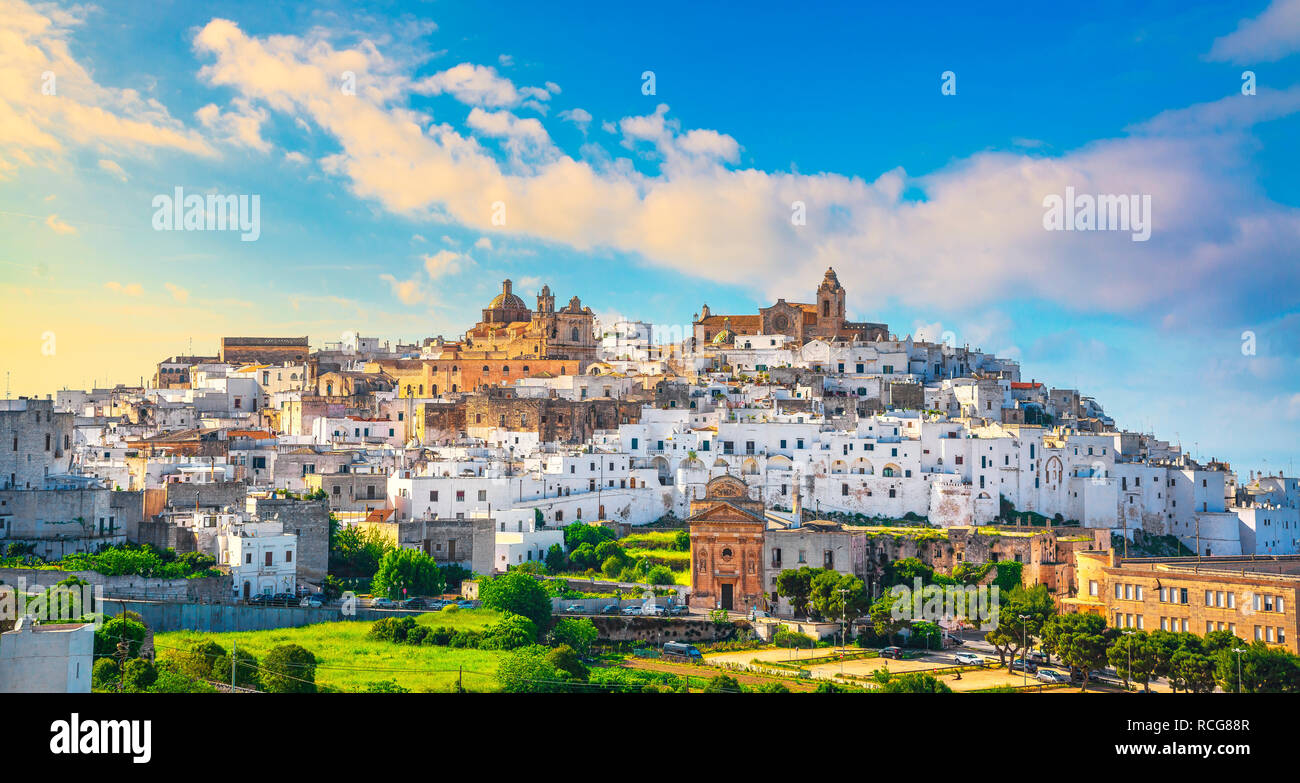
0, 617, 94, 693
219, 520, 298, 599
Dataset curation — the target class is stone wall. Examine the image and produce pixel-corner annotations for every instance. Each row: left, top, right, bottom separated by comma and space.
590, 616, 738, 643
249, 497, 330, 587
0, 567, 228, 602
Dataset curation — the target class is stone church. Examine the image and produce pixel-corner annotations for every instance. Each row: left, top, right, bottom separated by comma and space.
687, 474, 768, 611
454, 279, 597, 361
691, 267, 889, 348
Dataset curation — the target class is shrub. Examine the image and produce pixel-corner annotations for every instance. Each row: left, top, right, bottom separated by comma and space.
404, 626, 430, 646
481, 613, 538, 650
261, 644, 318, 694
121, 658, 158, 693
549, 618, 598, 656
774, 628, 818, 649
92, 658, 120, 690
496, 645, 573, 693
212, 648, 260, 690
703, 674, 743, 693
94, 613, 147, 661
176, 640, 227, 681
546, 645, 588, 682
362, 679, 411, 693
478, 571, 551, 629
368, 616, 416, 643
645, 565, 676, 586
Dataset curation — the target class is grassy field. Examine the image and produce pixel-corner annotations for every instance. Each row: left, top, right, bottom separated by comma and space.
618, 531, 692, 585
155, 608, 505, 693
619, 531, 681, 549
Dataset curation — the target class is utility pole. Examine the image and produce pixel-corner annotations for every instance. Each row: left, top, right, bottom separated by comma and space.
231, 639, 237, 691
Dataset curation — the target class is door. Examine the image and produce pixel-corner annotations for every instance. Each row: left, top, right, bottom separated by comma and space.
447, 539, 456, 562
720, 583, 733, 611
243, 581, 250, 599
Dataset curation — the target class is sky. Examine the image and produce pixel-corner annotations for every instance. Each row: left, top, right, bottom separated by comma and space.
1, 0, 1299, 477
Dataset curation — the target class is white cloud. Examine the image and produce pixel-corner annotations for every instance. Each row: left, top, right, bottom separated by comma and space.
104, 281, 142, 296
413, 62, 550, 109
97, 159, 128, 181
44, 213, 75, 234
379, 273, 425, 305
1208, 0, 1300, 63
0, 0, 213, 178
474, 237, 492, 250
195, 98, 270, 152
423, 249, 470, 278
191, 18, 1300, 326
558, 108, 592, 132
164, 282, 190, 302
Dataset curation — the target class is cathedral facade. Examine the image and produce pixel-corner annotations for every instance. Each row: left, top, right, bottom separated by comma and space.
446, 279, 598, 362
691, 268, 889, 348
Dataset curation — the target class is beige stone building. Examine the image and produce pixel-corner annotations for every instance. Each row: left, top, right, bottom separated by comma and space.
1064, 550, 1300, 653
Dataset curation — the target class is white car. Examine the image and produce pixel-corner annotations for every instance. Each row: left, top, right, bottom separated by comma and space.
954, 653, 984, 665
621, 606, 642, 616
1036, 668, 1068, 684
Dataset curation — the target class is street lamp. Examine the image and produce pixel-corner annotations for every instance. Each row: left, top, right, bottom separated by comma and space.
1232, 647, 1247, 693
838, 587, 849, 675
1018, 614, 1029, 687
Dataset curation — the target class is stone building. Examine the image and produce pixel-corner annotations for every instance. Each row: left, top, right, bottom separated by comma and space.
464, 389, 642, 444
247, 496, 329, 588
1, 398, 74, 490
1064, 550, 1300, 653
692, 268, 889, 349
359, 515, 495, 577
445, 279, 597, 362
687, 474, 768, 611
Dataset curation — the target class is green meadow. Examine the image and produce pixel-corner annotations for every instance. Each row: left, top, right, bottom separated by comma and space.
155, 607, 505, 693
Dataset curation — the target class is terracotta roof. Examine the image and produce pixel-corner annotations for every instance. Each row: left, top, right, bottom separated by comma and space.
1010, 382, 1042, 390
697, 315, 762, 333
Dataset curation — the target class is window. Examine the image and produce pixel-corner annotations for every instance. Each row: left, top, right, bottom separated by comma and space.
430, 491, 438, 502
456, 491, 465, 502
478, 490, 487, 501
1089, 580, 1098, 596
265, 552, 273, 566
823, 550, 833, 568
285, 551, 292, 563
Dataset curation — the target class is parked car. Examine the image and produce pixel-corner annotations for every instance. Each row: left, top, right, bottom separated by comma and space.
272, 593, 298, 606
299, 594, 325, 608
881, 646, 904, 660
1070, 668, 1110, 684
400, 597, 429, 609
1036, 668, 1068, 684
954, 653, 984, 666
622, 606, 642, 616
1027, 650, 1047, 663
247, 594, 271, 605
600, 604, 621, 614
455, 600, 475, 609
564, 604, 584, 613
667, 605, 689, 616
1010, 658, 1039, 674
371, 597, 397, 609
643, 605, 667, 616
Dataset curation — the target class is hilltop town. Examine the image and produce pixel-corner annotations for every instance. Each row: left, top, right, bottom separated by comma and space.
3, 268, 1298, 694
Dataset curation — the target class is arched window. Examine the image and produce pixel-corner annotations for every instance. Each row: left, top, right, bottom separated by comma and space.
503, 366, 510, 374
571, 327, 580, 341
522, 365, 530, 373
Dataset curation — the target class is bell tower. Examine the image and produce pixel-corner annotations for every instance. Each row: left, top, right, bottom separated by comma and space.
816, 267, 846, 334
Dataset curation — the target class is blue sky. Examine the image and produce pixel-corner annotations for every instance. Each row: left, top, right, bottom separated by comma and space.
2, 0, 1299, 477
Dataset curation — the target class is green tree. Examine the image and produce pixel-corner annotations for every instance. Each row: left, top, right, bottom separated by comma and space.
775, 566, 823, 617
94, 613, 147, 661
261, 644, 318, 694
1214, 641, 1300, 693
544, 543, 567, 573
483, 612, 539, 650
213, 647, 261, 690
562, 522, 615, 551
91, 658, 120, 691
884, 557, 934, 587
645, 565, 675, 586
121, 658, 158, 693
147, 661, 217, 693
809, 571, 869, 624
497, 644, 572, 693
1041, 612, 1110, 690
546, 644, 589, 682
673, 530, 690, 552
568, 543, 598, 571
1108, 631, 1159, 691
1170, 649, 1216, 693
549, 617, 598, 656
869, 591, 908, 644
372, 547, 446, 599
478, 570, 552, 629
984, 584, 1054, 671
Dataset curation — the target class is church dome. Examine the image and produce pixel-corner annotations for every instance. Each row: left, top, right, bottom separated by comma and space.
487, 280, 528, 312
